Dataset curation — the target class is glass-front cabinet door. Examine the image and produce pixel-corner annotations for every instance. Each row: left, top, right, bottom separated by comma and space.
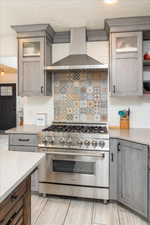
111, 31, 143, 96
112, 32, 141, 58
116, 36, 138, 53
23, 41, 40, 57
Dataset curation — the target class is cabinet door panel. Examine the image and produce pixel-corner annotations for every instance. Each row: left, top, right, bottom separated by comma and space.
112, 57, 143, 96
110, 31, 143, 96
19, 38, 45, 97
22, 61, 43, 96
118, 142, 148, 217
109, 138, 118, 200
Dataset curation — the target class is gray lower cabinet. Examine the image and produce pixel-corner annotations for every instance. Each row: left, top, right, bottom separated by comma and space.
110, 32, 143, 96
109, 138, 118, 200
110, 138, 148, 218
9, 145, 37, 152
9, 133, 39, 192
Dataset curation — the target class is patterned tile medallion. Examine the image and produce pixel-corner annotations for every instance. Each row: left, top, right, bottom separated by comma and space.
54, 71, 108, 123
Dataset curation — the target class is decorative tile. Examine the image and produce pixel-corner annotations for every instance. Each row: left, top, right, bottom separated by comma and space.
73, 114, 80, 121
87, 87, 93, 94
54, 71, 108, 123
66, 114, 73, 121
80, 100, 87, 108
80, 114, 87, 121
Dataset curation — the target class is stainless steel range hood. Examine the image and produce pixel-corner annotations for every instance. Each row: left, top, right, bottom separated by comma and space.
46, 27, 108, 71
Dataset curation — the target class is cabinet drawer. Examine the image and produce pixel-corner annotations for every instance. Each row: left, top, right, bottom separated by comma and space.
0, 198, 23, 225
9, 134, 38, 146
15, 217, 23, 225
0, 180, 26, 222
9, 145, 37, 152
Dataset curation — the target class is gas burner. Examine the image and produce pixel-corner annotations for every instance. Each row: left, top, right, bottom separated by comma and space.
43, 124, 108, 134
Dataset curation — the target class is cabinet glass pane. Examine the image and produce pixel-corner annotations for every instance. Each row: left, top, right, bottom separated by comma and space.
116, 37, 137, 53
23, 42, 40, 57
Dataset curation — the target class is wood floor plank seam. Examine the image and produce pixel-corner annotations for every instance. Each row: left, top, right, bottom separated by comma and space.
33, 197, 48, 225
91, 201, 95, 225
116, 203, 121, 225
62, 199, 71, 225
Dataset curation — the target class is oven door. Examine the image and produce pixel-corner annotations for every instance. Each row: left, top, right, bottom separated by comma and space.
39, 149, 109, 187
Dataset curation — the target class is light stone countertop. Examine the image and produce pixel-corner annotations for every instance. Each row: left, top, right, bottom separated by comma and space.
5, 125, 47, 134
0, 150, 45, 203
5, 124, 150, 146
110, 128, 150, 145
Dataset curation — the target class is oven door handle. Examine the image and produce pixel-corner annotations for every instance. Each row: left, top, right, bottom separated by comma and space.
44, 151, 105, 158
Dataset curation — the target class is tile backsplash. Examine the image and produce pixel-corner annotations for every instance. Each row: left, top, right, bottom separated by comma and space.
54, 71, 108, 123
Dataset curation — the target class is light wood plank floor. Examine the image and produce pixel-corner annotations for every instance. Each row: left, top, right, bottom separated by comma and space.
31, 194, 150, 225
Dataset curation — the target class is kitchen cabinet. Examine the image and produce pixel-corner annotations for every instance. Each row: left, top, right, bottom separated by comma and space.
110, 32, 143, 96
12, 24, 53, 97
110, 138, 148, 218
0, 177, 31, 225
109, 138, 118, 200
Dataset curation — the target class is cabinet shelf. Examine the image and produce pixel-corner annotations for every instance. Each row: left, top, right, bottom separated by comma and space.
143, 60, 150, 66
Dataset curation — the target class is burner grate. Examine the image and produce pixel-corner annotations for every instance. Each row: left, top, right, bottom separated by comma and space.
43, 124, 107, 134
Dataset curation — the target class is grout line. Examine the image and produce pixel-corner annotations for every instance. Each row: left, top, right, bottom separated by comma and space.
62, 199, 71, 225
33, 196, 48, 225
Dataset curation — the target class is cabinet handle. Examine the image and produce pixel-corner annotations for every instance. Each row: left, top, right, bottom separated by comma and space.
113, 85, 116, 93
41, 86, 44, 94
11, 194, 18, 201
111, 153, 114, 162
117, 143, 120, 152
18, 138, 29, 142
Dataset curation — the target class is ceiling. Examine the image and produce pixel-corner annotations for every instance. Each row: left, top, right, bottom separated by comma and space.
1, 0, 150, 36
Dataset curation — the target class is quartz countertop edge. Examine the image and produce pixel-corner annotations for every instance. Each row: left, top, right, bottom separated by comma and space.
5, 125, 48, 134
110, 128, 150, 146
0, 151, 45, 203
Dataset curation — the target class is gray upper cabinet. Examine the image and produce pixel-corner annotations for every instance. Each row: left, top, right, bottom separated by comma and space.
12, 24, 54, 96
19, 38, 45, 96
118, 140, 148, 217
110, 32, 143, 96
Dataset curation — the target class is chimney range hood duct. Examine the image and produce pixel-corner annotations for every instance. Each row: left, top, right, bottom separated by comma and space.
46, 27, 108, 71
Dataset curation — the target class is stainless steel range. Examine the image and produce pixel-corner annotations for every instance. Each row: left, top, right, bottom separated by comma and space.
38, 122, 109, 202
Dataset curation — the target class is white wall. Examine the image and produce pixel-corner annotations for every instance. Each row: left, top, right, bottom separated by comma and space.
2, 33, 150, 128
23, 96, 54, 125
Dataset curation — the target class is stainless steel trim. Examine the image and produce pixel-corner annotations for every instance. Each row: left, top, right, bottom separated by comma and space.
39, 183, 109, 200
40, 150, 105, 158
45, 64, 108, 71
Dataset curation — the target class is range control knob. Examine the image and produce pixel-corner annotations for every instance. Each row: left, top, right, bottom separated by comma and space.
84, 140, 90, 146
92, 141, 97, 147
77, 140, 83, 146
42, 136, 48, 145
59, 138, 65, 144
66, 138, 72, 145
49, 137, 54, 145
99, 141, 105, 148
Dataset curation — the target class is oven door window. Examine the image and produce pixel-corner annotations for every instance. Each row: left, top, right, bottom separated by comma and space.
53, 160, 95, 175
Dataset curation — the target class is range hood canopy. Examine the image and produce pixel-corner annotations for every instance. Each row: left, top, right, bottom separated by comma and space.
46, 27, 108, 71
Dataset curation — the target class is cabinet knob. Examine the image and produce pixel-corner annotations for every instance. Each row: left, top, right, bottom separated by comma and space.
113, 85, 116, 93
41, 86, 44, 94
